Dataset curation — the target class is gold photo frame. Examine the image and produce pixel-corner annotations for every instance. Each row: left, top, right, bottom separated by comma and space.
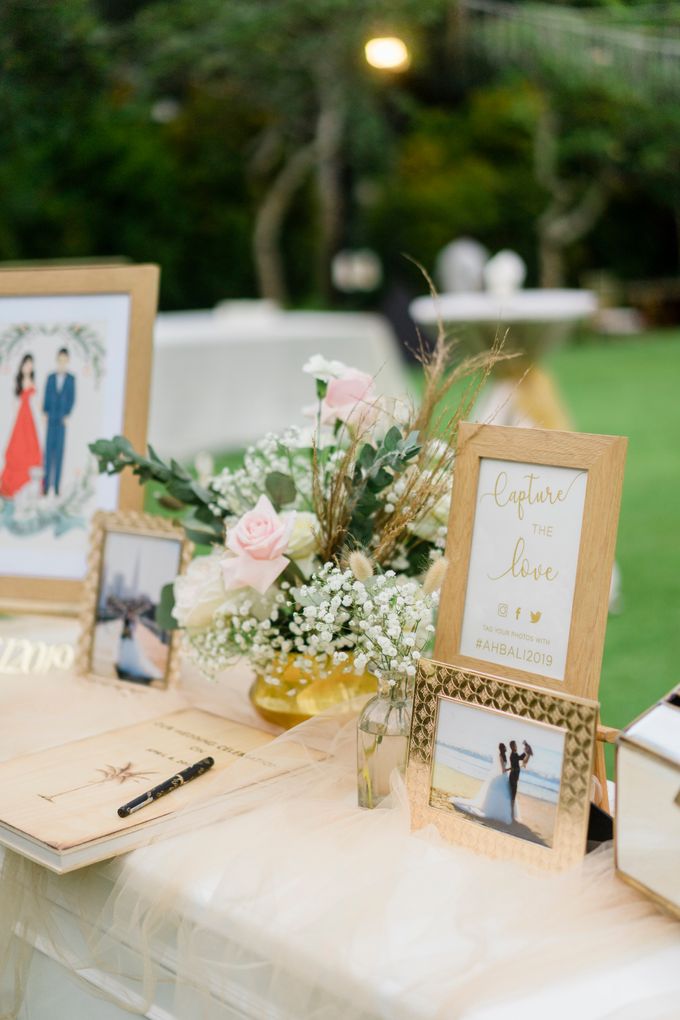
77, 510, 192, 689
436, 423, 627, 700
407, 659, 598, 871
0, 264, 159, 614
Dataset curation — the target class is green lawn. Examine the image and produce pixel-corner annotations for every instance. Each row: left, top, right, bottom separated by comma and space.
546, 333, 680, 764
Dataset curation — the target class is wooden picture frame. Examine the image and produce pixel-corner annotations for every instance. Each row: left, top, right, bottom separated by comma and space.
436, 423, 627, 701
77, 511, 192, 690
407, 659, 599, 871
0, 264, 159, 614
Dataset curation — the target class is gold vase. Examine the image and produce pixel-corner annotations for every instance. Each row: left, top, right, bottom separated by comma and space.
249, 655, 377, 729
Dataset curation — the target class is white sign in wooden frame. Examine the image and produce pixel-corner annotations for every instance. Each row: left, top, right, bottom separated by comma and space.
436, 423, 627, 700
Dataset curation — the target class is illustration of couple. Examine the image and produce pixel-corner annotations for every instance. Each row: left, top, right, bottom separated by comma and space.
452, 739, 534, 826
0, 349, 76, 501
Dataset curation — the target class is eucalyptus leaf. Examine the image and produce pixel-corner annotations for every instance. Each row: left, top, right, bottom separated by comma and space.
147, 444, 164, 464
170, 458, 192, 481
89, 435, 225, 533
265, 471, 296, 508
357, 443, 376, 468
167, 480, 199, 503
183, 506, 223, 537
383, 425, 401, 451
189, 480, 216, 504
183, 526, 223, 547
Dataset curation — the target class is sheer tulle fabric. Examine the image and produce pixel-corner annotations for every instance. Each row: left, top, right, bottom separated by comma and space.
2, 699, 679, 1020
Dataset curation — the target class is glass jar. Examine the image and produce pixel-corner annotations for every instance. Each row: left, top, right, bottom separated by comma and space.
249, 655, 377, 728
357, 672, 412, 809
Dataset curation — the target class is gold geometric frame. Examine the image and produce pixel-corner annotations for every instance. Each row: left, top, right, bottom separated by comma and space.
76, 510, 193, 690
0, 264, 159, 614
436, 423, 627, 701
407, 659, 598, 871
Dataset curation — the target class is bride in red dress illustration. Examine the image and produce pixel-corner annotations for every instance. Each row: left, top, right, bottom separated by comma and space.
0, 353, 43, 499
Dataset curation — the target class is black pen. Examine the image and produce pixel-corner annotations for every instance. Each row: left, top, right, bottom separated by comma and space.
117, 756, 215, 818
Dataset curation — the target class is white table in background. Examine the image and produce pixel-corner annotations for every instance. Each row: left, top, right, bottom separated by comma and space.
148, 305, 409, 459
410, 289, 597, 354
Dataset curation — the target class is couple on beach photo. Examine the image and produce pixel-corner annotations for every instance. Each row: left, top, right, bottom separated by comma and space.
430, 697, 565, 849
451, 739, 533, 826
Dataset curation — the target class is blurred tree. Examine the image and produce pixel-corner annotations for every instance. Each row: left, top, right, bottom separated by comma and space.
1, 0, 678, 309
0, 1, 181, 288
466, 0, 680, 284
532, 86, 626, 286
0, 0, 259, 307
0, 0, 111, 257
367, 82, 544, 287
128, 0, 448, 304
626, 101, 680, 274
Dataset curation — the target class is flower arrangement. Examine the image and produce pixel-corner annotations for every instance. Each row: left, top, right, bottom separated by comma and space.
91, 326, 504, 718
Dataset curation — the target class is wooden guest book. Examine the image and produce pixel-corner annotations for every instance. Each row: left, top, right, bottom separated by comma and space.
0, 709, 293, 873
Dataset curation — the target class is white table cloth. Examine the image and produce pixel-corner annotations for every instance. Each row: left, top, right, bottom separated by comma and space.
148, 306, 409, 459
0, 614, 678, 1020
409, 290, 597, 355
409, 290, 597, 325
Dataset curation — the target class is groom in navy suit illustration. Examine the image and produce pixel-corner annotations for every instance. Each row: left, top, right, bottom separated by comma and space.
43, 347, 76, 496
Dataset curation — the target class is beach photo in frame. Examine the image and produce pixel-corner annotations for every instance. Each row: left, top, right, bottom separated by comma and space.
436, 423, 627, 701
77, 511, 192, 689
0, 264, 159, 613
407, 659, 598, 871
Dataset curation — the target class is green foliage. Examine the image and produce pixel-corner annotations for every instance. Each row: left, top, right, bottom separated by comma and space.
265, 472, 297, 510
546, 332, 680, 773
368, 82, 545, 282
156, 582, 178, 631
0, 0, 678, 303
0, 0, 256, 307
89, 436, 225, 545
347, 426, 420, 545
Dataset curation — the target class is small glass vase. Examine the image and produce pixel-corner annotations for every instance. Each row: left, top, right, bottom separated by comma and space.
357, 672, 412, 809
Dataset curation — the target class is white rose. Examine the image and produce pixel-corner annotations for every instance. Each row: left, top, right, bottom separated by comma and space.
285, 511, 320, 562
302, 354, 348, 381
410, 493, 450, 543
172, 552, 229, 629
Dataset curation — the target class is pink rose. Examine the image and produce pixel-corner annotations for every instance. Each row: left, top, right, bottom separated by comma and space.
321, 368, 377, 428
222, 496, 295, 595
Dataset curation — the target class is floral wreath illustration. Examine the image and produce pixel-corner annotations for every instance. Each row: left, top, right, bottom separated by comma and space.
0, 321, 106, 386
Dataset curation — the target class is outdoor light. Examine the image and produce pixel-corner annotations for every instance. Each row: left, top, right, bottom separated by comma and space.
332, 249, 383, 293
364, 36, 410, 71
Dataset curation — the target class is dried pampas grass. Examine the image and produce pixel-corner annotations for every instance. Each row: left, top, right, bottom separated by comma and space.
348, 551, 375, 582
422, 557, 449, 595
311, 265, 513, 570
